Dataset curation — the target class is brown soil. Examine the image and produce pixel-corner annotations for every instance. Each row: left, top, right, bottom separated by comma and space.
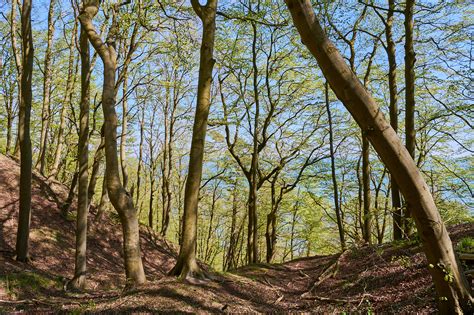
0, 153, 472, 313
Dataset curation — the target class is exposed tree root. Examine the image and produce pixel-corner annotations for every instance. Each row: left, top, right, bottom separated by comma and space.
65, 274, 86, 292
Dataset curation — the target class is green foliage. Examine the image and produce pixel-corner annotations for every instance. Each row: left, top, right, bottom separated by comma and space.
391, 255, 412, 269
456, 237, 474, 254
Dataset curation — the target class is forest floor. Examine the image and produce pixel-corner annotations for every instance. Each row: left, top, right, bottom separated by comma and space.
0, 153, 472, 313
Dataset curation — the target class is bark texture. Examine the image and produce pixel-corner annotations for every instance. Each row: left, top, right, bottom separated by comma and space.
404, 0, 416, 237
16, 0, 34, 262
384, 0, 403, 241
79, 0, 146, 287
169, 0, 217, 279
36, 0, 56, 175
68, 23, 90, 290
285, 1, 473, 313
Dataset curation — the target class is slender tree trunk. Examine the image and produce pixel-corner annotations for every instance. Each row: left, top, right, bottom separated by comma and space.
148, 174, 155, 229
204, 184, 218, 262
96, 176, 108, 220
79, 1, 145, 287
87, 126, 105, 209
404, 0, 416, 238
169, 0, 217, 279
61, 169, 78, 217
225, 180, 239, 270
362, 134, 371, 244
15, 0, 34, 262
10, 0, 22, 159
36, 0, 56, 175
120, 72, 129, 189
135, 106, 144, 208
248, 21, 260, 265
325, 81, 346, 250
285, 1, 473, 312
68, 24, 90, 290
50, 17, 78, 179
385, 0, 403, 241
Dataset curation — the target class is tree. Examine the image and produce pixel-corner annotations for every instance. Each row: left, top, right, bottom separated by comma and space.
36, 0, 56, 175
403, 0, 416, 237
169, 0, 218, 279
15, 0, 34, 263
285, 0, 473, 312
324, 81, 345, 250
68, 16, 90, 290
79, 0, 146, 287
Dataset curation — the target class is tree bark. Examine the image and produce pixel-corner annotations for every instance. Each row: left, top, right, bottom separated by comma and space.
68, 23, 90, 290
15, 0, 34, 262
120, 72, 129, 189
36, 0, 56, 175
325, 81, 346, 250
10, 0, 22, 159
79, 1, 145, 287
385, 0, 403, 241
87, 125, 105, 209
169, 0, 217, 280
50, 16, 78, 179
285, 1, 473, 312
404, 0, 416, 237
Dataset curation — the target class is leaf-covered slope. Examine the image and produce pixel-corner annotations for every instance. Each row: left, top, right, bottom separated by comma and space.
0, 153, 472, 313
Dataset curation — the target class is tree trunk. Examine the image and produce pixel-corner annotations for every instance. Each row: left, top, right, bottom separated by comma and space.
15, 0, 34, 262
87, 126, 105, 209
248, 21, 260, 265
225, 180, 239, 270
36, 0, 56, 175
120, 72, 129, 189
285, 1, 473, 312
404, 0, 416, 238
325, 81, 346, 250
10, 0, 22, 159
385, 0, 403, 241
135, 106, 144, 208
68, 23, 90, 290
50, 16, 78, 179
79, 1, 145, 287
96, 175, 108, 220
169, 0, 217, 280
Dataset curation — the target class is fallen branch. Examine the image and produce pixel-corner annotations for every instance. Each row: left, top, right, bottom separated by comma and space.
459, 253, 474, 261
306, 295, 357, 304
302, 249, 349, 297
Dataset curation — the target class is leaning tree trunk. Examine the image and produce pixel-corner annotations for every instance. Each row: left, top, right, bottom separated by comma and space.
285, 1, 473, 313
15, 0, 34, 262
169, 0, 217, 280
79, 1, 145, 287
68, 23, 90, 290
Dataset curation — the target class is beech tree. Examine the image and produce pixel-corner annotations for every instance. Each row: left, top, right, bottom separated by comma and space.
169, 0, 218, 279
285, 0, 472, 313
68, 10, 90, 290
79, 0, 146, 287
15, 0, 34, 263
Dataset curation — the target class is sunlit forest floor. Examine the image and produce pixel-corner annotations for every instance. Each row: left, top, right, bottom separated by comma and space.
1, 153, 472, 313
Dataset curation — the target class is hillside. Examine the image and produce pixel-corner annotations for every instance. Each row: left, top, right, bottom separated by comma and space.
0, 153, 472, 313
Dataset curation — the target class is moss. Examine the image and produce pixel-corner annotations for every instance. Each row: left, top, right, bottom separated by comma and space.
0, 271, 59, 298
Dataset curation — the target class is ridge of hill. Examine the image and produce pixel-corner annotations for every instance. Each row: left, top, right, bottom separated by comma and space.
0, 153, 472, 313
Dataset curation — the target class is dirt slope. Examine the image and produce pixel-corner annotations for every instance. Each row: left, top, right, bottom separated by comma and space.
0, 153, 472, 313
